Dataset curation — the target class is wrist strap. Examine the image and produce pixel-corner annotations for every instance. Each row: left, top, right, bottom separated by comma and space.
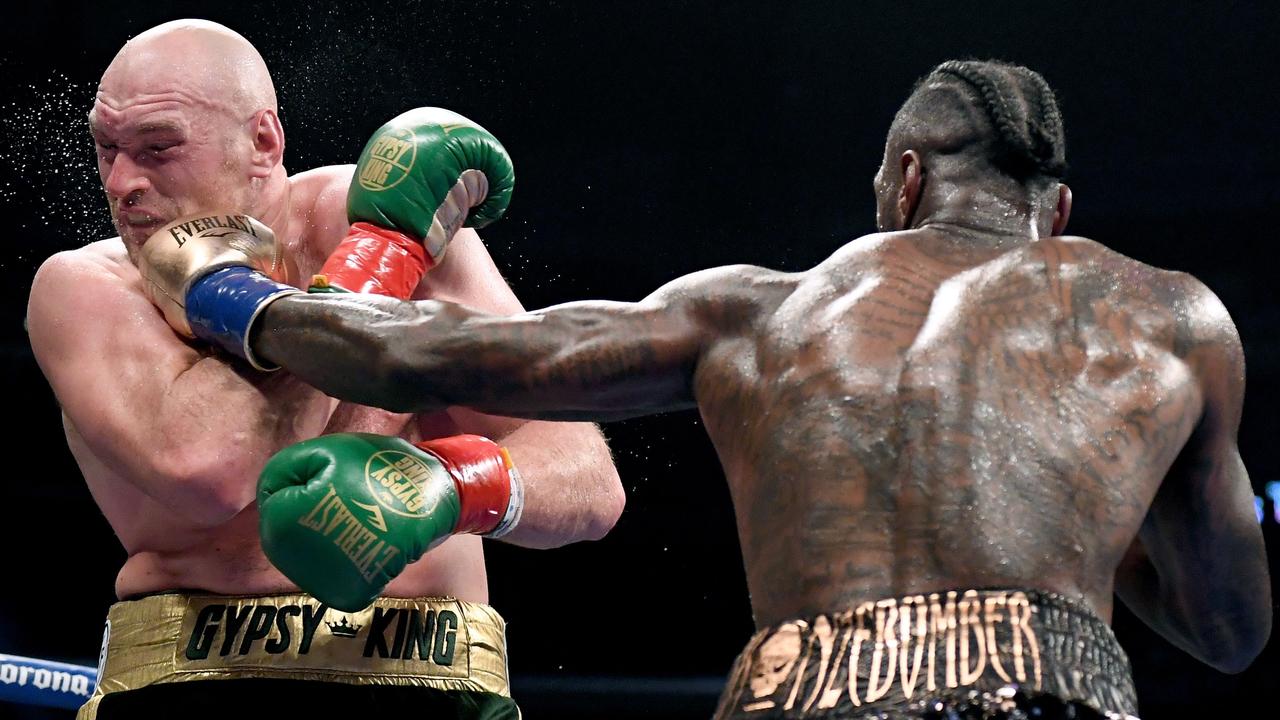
415, 435, 520, 537
485, 448, 524, 539
186, 266, 302, 372
316, 223, 431, 298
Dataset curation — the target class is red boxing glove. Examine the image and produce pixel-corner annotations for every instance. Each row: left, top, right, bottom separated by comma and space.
313, 222, 432, 299
415, 434, 524, 538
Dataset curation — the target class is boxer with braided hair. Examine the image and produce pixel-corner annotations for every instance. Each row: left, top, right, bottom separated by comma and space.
925, 59, 1067, 180
165, 60, 1270, 719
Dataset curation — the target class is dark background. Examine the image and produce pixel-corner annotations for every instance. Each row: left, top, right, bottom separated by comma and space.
1, 1, 1277, 717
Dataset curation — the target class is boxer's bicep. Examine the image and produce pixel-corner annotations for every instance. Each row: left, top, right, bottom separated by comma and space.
29, 251, 333, 523
29, 252, 201, 479
1178, 320, 1269, 668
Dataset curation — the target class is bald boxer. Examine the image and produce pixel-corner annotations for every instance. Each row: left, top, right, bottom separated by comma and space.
184, 60, 1269, 718
26, 19, 622, 719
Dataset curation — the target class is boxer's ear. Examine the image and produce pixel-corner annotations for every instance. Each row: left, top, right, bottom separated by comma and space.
898, 150, 923, 229
248, 109, 284, 178
1052, 183, 1072, 236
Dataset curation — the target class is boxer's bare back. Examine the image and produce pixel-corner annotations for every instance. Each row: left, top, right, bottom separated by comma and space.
693, 228, 1211, 627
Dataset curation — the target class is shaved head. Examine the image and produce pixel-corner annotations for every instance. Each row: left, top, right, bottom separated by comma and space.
90, 19, 287, 261
96, 19, 276, 121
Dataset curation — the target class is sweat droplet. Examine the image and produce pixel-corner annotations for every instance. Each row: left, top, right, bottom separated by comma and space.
0, 72, 112, 243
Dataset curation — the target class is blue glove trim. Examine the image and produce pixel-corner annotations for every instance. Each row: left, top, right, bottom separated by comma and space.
187, 267, 302, 371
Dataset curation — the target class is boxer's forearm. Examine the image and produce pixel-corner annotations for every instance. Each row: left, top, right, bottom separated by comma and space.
253, 293, 699, 420
1116, 476, 1272, 673
135, 354, 337, 524
494, 420, 624, 547
1116, 540, 1269, 674
254, 293, 451, 413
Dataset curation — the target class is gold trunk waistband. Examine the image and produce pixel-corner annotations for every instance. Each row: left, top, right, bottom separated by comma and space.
715, 588, 1138, 719
77, 593, 510, 719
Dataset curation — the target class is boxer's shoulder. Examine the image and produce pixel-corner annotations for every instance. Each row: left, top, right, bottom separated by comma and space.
289, 164, 357, 251
660, 262, 796, 304
33, 238, 133, 290
289, 164, 356, 213
28, 240, 143, 359
1037, 236, 1233, 355
1165, 270, 1241, 356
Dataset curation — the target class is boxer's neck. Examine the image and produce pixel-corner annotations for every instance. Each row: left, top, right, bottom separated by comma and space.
911, 177, 1052, 243
253, 165, 297, 250
247, 165, 309, 284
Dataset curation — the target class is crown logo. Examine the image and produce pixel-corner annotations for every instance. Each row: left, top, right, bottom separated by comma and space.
325, 616, 363, 638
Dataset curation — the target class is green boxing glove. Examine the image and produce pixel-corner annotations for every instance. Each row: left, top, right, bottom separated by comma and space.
346, 106, 515, 268
259, 432, 524, 612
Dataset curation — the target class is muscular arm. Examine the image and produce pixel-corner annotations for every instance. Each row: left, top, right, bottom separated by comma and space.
253, 263, 747, 420
27, 248, 335, 527
1114, 279, 1271, 673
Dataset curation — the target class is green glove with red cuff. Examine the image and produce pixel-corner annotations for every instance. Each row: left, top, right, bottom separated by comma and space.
258, 432, 524, 612
312, 107, 515, 298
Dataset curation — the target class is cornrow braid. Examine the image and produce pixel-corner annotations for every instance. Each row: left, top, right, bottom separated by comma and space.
928, 60, 1067, 181
1011, 66, 1068, 177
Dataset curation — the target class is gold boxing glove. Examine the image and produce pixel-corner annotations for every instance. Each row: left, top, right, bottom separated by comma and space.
137, 211, 292, 336
136, 211, 301, 370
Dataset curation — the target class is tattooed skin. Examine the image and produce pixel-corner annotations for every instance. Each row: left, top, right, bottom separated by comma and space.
255, 229, 1236, 629
703, 232, 1205, 627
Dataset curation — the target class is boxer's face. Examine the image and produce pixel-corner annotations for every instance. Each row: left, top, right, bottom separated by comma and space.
91, 54, 259, 263
90, 100, 254, 263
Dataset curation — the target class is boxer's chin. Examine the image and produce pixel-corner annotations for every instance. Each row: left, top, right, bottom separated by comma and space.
114, 224, 150, 264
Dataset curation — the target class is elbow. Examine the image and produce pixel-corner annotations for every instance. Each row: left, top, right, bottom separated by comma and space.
1207, 619, 1271, 674
1189, 608, 1272, 674
579, 434, 627, 541
1205, 647, 1263, 675
581, 468, 627, 542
